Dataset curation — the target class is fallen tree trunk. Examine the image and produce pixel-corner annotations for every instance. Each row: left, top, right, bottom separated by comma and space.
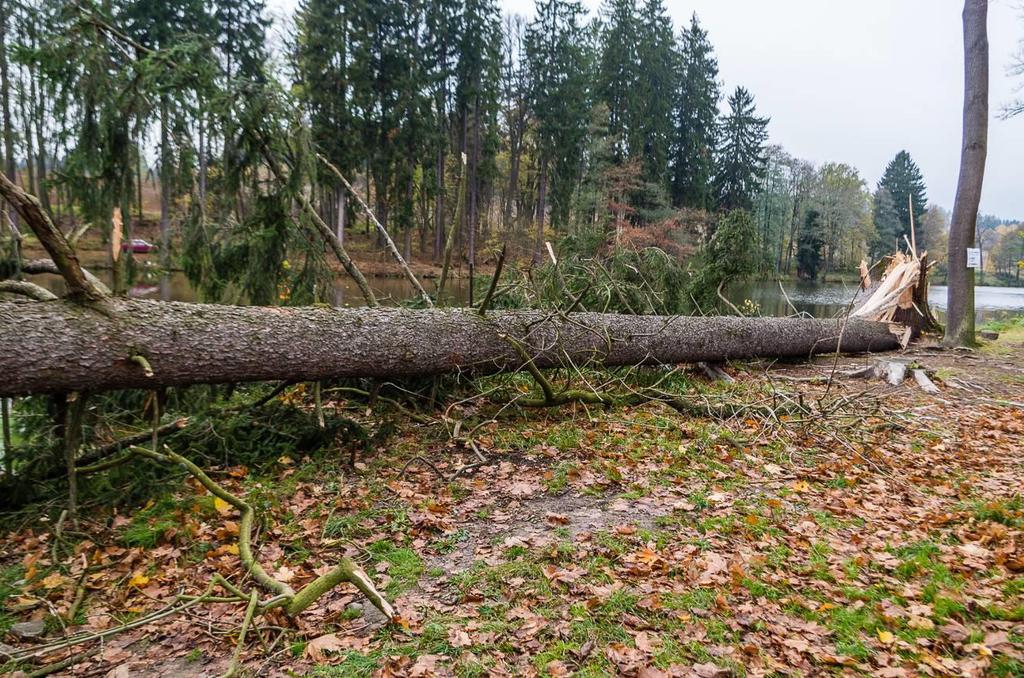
0, 300, 902, 397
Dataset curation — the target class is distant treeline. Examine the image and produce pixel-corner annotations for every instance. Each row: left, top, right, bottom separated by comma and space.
0, 0, 1020, 302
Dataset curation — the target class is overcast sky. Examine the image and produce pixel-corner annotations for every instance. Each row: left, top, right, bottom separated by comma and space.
270, 0, 1024, 218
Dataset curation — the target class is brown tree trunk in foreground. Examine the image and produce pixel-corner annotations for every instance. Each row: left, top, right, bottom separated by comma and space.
944, 0, 988, 347
0, 300, 901, 397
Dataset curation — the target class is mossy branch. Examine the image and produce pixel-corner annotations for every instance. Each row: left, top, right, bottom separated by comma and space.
500, 333, 614, 407
129, 445, 395, 621
130, 354, 154, 378
0, 280, 57, 301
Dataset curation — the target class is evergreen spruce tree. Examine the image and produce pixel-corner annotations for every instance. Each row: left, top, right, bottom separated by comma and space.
634, 0, 675, 193
212, 0, 267, 81
526, 0, 590, 259
456, 0, 501, 265
670, 14, 719, 210
296, 0, 361, 242
596, 0, 639, 163
424, 0, 461, 258
595, 0, 672, 219
498, 13, 531, 229
349, 0, 430, 237
714, 86, 769, 211
877, 150, 928, 248
796, 209, 824, 281
122, 0, 212, 259
870, 186, 901, 258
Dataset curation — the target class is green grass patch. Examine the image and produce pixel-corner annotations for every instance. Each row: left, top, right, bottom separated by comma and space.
967, 496, 1024, 527
0, 563, 25, 633
430, 529, 469, 555
366, 542, 423, 596
826, 606, 880, 661
310, 650, 382, 677
324, 506, 411, 542
661, 587, 719, 611
543, 461, 578, 493
120, 497, 182, 548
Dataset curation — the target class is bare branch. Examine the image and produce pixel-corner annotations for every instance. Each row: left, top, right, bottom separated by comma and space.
0, 280, 57, 301
0, 175, 107, 302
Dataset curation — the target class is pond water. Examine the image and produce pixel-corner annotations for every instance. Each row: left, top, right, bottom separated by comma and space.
733, 280, 1024, 324
34, 264, 1024, 323
34, 263, 471, 308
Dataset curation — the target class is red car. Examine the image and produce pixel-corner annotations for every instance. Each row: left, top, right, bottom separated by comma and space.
121, 238, 157, 254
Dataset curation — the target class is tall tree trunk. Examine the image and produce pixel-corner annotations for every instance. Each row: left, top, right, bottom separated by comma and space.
403, 176, 413, 261
33, 87, 48, 214
533, 156, 548, 264
944, 0, 988, 347
505, 131, 521, 230
468, 99, 480, 267
0, 300, 903, 398
198, 109, 207, 217
19, 71, 36, 197
785, 198, 800, 274
434, 145, 445, 261
0, 8, 17, 230
1017, 237, 1022, 284
0, 16, 10, 172
336, 186, 346, 246
136, 137, 144, 227
159, 98, 171, 267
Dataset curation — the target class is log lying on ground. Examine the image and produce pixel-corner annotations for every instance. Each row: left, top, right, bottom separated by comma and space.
0, 299, 903, 397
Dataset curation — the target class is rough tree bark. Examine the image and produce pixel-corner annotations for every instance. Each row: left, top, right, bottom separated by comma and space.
0, 300, 902, 397
944, 0, 988, 347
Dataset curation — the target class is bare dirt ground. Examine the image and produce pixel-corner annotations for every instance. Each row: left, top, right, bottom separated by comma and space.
2, 328, 1022, 677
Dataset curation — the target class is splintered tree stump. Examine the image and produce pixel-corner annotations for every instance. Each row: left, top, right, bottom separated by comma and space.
852, 252, 942, 340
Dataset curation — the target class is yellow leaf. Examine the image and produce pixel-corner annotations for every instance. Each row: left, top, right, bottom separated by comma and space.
213, 497, 232, 515
877, 630, 895, 645
128, 573, 150, 588
635, 547, 660, 564
40, 572, 66, 589
791, 480, 811, 493
907, 615, 935, 631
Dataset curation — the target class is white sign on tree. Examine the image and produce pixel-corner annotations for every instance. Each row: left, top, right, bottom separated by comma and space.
966, 248, 981, 269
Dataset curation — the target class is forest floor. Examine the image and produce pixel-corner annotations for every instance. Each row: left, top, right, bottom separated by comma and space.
1, 325, 1023, 677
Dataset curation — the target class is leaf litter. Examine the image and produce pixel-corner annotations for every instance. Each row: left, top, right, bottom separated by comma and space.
0, 340, 1022, 676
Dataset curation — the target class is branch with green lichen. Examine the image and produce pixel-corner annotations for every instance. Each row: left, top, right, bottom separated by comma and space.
128, 445, 395, 619
500, 333, 615, 407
